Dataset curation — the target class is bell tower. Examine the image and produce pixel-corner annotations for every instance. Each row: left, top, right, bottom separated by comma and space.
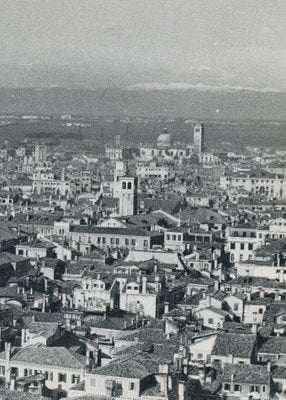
193, 123, 204, 155
118, 175, 138, 216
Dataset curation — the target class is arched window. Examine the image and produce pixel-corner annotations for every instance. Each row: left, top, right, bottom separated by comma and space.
122, 182, 126, 189
127, 182, 132, 189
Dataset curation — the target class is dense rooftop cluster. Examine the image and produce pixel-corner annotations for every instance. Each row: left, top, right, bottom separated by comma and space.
0, 124, 285, 399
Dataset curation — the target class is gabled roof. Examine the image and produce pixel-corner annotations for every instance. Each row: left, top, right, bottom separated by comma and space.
0, 346, 86, 369
211, 332, 256, 358
258, 337, 286, 355
223, 363, 270, 385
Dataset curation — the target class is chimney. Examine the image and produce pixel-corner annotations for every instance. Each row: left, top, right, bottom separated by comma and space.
86, 349, 91, 370
228, 353, 234, 364
164, 302, 170, 314
42, 294, 46, 313
275, 292, 281, 302
10, 374, 15, 391
21, 328, 27, 347
159, 364, 169, 396
251, 323, 258, 335
142, 276, 147, 294
214, 280, 220, 291
178, 381, 186, 400
5, 342, 11, 387
154, 260, 158, 274
44, 278, 48, 292
94, 342, 100, 366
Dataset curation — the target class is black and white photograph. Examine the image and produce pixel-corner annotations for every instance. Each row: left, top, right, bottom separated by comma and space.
0, 1, 285, 399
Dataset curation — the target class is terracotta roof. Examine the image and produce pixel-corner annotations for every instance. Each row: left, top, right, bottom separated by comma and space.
211, 332, 256, 358
0, 346, 86, 369
258, 337, 286, 355
223, 363, 270, 385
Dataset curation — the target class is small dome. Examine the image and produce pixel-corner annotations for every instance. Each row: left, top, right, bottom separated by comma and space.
157, 128, 173, 147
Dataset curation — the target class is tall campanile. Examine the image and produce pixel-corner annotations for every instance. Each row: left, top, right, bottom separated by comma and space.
118, 175, 138, 216
193, 123, 204, 155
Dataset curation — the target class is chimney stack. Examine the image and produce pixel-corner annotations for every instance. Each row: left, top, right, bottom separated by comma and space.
5, 342, 11, 387
251, 323, 258, 335
142, 276, 147, 294
164, 302, 170, 315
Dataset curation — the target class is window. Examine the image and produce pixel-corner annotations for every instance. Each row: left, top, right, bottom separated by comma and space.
197, 353, 203, 359
0, 366, 5, 375
259, 308, 263, 314
224, 383, 230, 391
143, 240, 148, 247
97, 237, 101, 244
127, 182, 132, 189
18, 249, 24, 255
102, 237, 106, 244
240, 243, 245, 250
262, 386, 266, 393
234, 384, 241, 392
250, 386, 259, 392
230, 242, 235, 250
46, 371, 53, 381
208, 318, 214, 324
129, 382, 135, 390
125, 238, 129, 246
116, 238, 120, 245
166, 234, 170, 240
172, 235, 176, 241
110, 238, 115, 245
248, 243, 253, 250
131, 239, 136, 246
230, 254, 235, 262
72, 375, 80, 384
122, 182, 126, 189
58, 373, 66, 383
239, 254, 243, 261
234, 303, 239, 311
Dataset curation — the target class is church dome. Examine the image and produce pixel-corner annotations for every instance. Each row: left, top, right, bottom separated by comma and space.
157, 128, 173, 147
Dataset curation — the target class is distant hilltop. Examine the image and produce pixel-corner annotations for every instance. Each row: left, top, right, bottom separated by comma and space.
0, 86, 286, 121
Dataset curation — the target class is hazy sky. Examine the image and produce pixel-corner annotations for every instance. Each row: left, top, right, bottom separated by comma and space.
1, 0, 286, 90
